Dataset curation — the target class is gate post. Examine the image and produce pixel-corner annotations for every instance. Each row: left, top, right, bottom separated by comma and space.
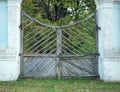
56, 28, 62, 79
95, 0, 120, 82
0, 0, 22, 81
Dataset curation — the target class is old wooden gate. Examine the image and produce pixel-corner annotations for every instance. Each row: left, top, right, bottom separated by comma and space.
20, 11, 99, 78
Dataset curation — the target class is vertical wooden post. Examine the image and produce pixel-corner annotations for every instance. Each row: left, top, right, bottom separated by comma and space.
20, 11, 24, 76
95, 12, 99, 55
56, 28, 62, 79
95, 11, 99, 75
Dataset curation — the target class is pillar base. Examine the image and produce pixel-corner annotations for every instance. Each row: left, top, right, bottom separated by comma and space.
103, 50, 120, 82
0, 52, 20, 81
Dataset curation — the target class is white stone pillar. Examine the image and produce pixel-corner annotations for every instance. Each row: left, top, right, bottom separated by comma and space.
0, 0, 22, 81
95, 0, 120, 82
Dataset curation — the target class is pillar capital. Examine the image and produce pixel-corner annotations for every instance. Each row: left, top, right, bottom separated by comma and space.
7, 0, 22, 8
7, 0, 22, 3
95, 0, 120, 5
95, 0, 120, 9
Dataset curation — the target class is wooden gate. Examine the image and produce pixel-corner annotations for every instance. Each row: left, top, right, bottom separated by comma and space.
20, 11, 99, 78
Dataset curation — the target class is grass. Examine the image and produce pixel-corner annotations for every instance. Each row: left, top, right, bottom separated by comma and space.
0, 78, 120, 92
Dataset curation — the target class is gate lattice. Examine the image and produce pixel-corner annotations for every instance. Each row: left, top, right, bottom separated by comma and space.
20, 11, 99, 78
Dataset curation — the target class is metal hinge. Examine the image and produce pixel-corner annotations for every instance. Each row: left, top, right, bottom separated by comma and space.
19, 53, 22, 56
96, 25, 101, 30
19, 24, 22, 30
96, 53, 100, 56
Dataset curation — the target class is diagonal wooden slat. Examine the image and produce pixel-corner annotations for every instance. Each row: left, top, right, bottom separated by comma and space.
36, 38, 56, 54
30, 33, 56, 53
71, 27, 96, 49
62, 32, 89, 54
62, 44, 77, 55
66, 28, 95, 53
23, 21, 34, 30
62, 39, 82, 54
24, 26, 40, 38
24, 28, 52, 46
24, 30, 55, 53
42, 44, 56, 54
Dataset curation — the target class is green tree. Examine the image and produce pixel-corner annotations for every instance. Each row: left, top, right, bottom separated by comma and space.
22, 0, 96, 25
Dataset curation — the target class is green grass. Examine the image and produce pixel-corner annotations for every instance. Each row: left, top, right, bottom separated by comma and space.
0, 78, 120, 92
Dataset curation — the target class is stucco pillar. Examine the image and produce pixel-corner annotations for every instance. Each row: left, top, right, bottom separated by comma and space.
0, 0, 22, 81
95, 0, 120, 82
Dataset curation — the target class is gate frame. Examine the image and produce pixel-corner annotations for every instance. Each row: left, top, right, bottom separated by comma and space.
20, 11, 99, 79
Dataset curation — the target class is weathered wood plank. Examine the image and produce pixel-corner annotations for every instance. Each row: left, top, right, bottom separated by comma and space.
56, 28, 62, 79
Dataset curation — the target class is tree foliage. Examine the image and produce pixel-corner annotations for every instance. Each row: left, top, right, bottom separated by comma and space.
22, 0, 96, 25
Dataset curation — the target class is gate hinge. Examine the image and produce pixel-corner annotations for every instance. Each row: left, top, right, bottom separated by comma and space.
19, 24, 22, 30
96, 53, 100, 56
19, 53, 22, 56
96, 25, 101, 30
